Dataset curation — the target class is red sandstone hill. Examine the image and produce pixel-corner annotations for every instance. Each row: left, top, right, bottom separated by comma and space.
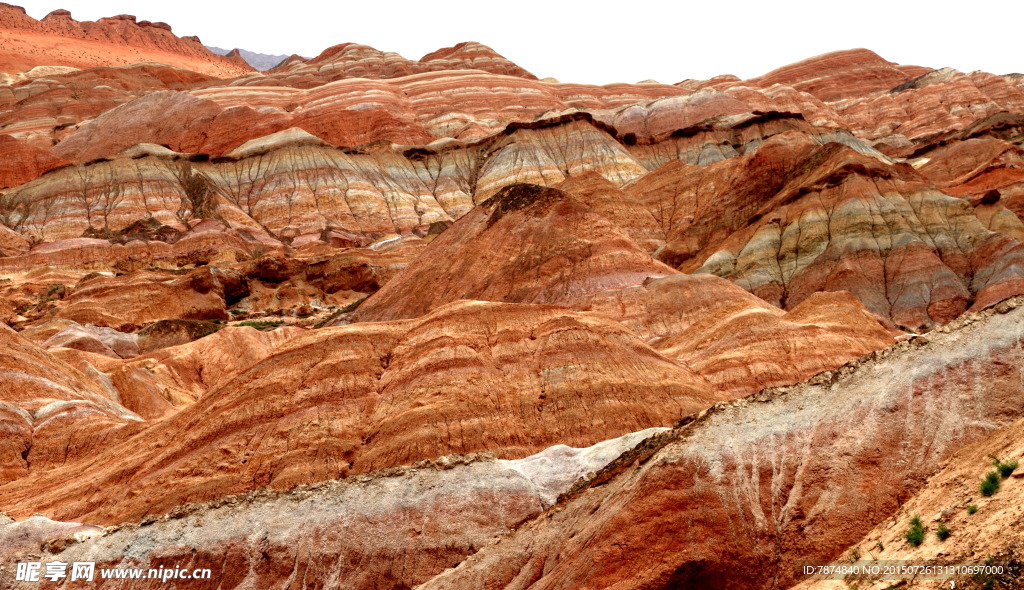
257, 40, 537, 87
352, 183, 676, 322
421, 300, 1024, 590
0, 27, 1023, 590
0, 4, 252, 78
742, 48, 931, 101
0, 134, 67, 187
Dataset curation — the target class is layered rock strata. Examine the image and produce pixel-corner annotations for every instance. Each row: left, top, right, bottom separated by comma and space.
421, 298, 1024, 589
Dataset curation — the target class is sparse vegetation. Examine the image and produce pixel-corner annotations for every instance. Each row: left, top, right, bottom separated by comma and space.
340, 296, 367, 313
974, 559, 998, 590
313, 297, 368, 328
313, 310, 342, 329
235, 319, 284, 331
37, 283, 66, 305
989, 454, 1019, 478
981, 471, 1001, 497
967, 504, 979, 514
935, 522, 950, 541
903, 515, 926, 547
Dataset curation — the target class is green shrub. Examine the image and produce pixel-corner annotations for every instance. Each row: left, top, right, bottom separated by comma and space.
312, 297, 368, 329
236, 319, 284, 331
967, 504, 978, 515
990, 455, 1019, 478
340, 296, 367, 313
980, 471, 1001, 496
903, 516, 926, 547
935, 523, 950, 541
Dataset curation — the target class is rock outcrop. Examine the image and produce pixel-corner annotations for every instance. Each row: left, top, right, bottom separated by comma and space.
576, 274, 896, 397
0, 5, 252, 77
0, 134, 67, 187
420, 298, 1024, 590
0, 63, 219, 151
353, 183, 674, 321
0, 322, 139, 481
0, 26, 1023, 589
109, 325, 306, 418
52, 269, 230, 331
793, 416, 1024, 590
0, 301, 717, 524
690, 147, 1024, 330
741, 48, 930, 102
0, 430, 663, 590
257, 40, 536, 86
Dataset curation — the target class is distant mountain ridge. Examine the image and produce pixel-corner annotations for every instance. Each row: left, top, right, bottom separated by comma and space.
0, 4, 252, 78
207, 46, 297, 71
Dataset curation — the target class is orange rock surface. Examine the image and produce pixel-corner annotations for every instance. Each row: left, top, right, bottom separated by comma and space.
0, 322, 138, 480
257, 40, 536, 87
0, 301, 717, 524
740, 48, 930, 102
0, 134, 67, 187
0, 5, 252, 78
0, 19, 1022, 589
354, 184, 674, 321
576, 275, 896, 397
421, 300, 1024, 590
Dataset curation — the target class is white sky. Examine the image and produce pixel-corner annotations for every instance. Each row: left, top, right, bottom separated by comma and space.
15, 1, 1024, 84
